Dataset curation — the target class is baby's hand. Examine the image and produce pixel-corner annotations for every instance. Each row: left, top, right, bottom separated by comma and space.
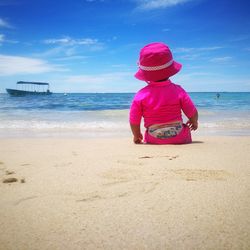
133, 134, 143, 144
186, 111, 198, 131
186, 120, 198, 131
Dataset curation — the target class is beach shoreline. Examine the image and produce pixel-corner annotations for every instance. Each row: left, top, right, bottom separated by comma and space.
1, 92, 250, 139
0, 135, 249, 249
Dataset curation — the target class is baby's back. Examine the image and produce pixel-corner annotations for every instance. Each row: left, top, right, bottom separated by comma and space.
139, 82, 183, 127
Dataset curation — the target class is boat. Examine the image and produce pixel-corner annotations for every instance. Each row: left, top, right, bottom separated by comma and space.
6, 81, 52, 96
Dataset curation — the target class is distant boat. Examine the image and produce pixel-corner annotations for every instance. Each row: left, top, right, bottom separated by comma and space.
6, 81, 52, 96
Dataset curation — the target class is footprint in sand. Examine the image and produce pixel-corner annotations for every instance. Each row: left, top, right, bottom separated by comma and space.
0, 162, 25, 184
76, 190, 129, 203
141, 182, 159, 193
2, 176, 25, 184
101, 168, 140, 186
14, 195, 37, 205
2, 169, 25, 184
2, 177, 18, 183
168, 169, 231, 181
20, 163, 31, 167
5, 170, 15, 175
139, 155, 179, 160
139, 156, 152, 159
76, 193, 104, 202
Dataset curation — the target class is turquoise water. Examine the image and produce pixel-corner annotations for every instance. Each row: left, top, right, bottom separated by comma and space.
0, 92, 250, 137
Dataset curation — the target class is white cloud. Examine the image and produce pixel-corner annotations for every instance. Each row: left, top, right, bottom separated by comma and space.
54, 55, 88, 61
33, 46, 66, 58
43, 37, 100, 46
0, 54, 65, 76
174, 46, 222, 53
33, 45, 83, 60
63, 72, 132, 85
173, 46, 223, 61
135, 0, 193, 10
229, 35, 250, 42
210, 57, 232, 63
40, 36, 104, 58
0, 33, 19, 45
55, 71, 137, 92
0, 18, 12, 28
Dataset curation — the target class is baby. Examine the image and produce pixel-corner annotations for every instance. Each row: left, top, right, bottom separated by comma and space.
129, 42, 198, 144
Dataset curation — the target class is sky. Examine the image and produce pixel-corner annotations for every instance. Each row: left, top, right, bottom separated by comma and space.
0, 0, 250, 93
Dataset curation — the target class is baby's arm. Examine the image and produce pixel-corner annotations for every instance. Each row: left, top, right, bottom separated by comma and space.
129, 96, 143, 144
130, 123, 143, 144
178, 86, 198, 131
186, 111, 198, 131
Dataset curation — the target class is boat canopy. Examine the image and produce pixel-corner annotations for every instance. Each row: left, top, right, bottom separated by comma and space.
17, 81, 49, 86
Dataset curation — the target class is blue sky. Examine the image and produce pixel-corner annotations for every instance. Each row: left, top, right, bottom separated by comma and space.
0, 0, 250, 92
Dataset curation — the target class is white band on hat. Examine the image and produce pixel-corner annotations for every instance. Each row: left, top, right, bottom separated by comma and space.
139, 59, 173, 71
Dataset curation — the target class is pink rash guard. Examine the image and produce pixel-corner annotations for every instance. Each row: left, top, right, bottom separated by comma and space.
129, 79, 197, 144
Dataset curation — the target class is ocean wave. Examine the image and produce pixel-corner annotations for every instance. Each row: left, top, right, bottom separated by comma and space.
1, 118, 250, 131
0, 120, 129, 130
200, 121, 250, 129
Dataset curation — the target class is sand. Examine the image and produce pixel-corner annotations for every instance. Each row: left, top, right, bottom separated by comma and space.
0, 135, 250, 250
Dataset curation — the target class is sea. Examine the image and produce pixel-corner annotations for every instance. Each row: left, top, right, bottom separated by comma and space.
0, 92, 250, 138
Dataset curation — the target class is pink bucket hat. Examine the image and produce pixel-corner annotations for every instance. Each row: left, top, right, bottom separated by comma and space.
135, 42, 182, 82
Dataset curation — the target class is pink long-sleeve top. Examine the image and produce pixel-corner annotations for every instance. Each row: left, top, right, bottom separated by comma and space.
129, 80, 197, 128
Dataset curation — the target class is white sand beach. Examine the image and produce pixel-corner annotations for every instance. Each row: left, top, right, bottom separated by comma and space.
0, 135, 250, 250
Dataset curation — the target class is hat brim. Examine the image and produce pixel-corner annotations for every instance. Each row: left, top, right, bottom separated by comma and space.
134, 61, 182, 82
